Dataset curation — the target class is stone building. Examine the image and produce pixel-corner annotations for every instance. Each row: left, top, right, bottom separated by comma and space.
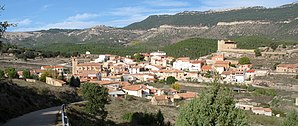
217, 40, 237, 52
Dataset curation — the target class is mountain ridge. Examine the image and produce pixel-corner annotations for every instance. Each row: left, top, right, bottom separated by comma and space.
3, 2, 298, 50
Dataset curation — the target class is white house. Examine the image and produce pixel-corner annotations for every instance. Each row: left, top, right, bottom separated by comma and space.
94, 55, 109, 63
150, 51, 166, 57
189, 60, 203, 72
173, 57, 191, 71
252, 107, 272, 116
235, 73, 245, 83
122, 84, 150, 97
128, 66, 141, 74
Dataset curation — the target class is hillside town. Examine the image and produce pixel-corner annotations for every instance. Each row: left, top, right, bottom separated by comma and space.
11, 40, 298, 119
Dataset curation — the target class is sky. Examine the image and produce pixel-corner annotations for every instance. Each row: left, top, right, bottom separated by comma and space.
0, 0, 297, 32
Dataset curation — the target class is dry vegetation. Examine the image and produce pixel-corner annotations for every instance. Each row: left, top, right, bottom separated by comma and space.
0, 79, 81, 124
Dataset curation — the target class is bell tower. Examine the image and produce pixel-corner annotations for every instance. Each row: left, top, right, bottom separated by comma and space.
71, 57, 78, 75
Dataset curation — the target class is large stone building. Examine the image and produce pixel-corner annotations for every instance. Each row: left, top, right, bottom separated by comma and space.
217, 40, 237, 52
72, 57, 102, 75
217, 40, 255, 57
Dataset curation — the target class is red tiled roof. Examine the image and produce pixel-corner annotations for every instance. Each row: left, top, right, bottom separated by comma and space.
122, 84, 147, 91
177, 92, 197, 99
247, 69, 255, 73
190, 60, 204, 64
202, 65, 212, 70
277, 64, 298, 68
42, 66, 64, 69
77, 63, 101, 66
153, 95, 169, 101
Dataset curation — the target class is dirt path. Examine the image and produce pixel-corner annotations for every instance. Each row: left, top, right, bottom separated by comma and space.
3, 106, 60, 126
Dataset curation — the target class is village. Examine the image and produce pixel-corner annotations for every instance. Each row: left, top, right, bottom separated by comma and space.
14, 39, 298, 118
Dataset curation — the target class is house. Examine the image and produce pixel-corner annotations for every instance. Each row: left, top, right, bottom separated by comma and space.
150, 51, 167, 67
235, 103, 254, 110
94, 54, 108, 63
89, 80, 121, 89
45, 77, 66, 86
122, 84, 150, 97
41, 65, 65, 73
151, 95, 174, 106
128, 65, 142, 74
246, 69, 255, 81
174, 92, 197, 100
235, 71, 246, 83
77, 72, 100, 82
276, 64, 298, 73
154, 69, 184, 80
211, 54, 224, 61
252, 107, 272, 116
201, 65, 212, 72
173, 57, 190, 71
189, 60, 203, 72
123, 58, 134, 64
108, 88, 126, 98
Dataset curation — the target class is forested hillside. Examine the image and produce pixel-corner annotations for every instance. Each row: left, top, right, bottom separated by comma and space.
162, 38, 217, 59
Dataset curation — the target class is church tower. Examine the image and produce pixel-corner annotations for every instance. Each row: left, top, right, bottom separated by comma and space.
71, 57, 78, 75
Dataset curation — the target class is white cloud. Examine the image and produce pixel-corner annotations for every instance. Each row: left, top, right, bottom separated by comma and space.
12, 19, 32, 26
144, 0, 189, 7
12, 21, 100, 32
110, 7, 155, 16
67, 13, 99, 21
106, 14, 148, 27
41, 4, 52, 10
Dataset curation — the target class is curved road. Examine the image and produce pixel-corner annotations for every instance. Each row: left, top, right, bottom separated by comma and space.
3, 106, 60, 126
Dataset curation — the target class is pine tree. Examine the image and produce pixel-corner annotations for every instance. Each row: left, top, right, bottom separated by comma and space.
176, 83, 248, 126
23, 69, 31, 79
81, 83, 109, 120
156, 109, 165, 126
282, 110, 298, 126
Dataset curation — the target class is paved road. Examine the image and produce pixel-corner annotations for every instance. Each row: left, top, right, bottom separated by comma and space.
3, 106, 60, 126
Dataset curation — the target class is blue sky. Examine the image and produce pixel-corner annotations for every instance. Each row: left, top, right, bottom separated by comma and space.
1, 0, 297, 32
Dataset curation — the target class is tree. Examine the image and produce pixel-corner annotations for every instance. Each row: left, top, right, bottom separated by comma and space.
81, 83, 109, 120
254, 48, 261, 57
0, 69, 4, 79
69, 76, 80, 87
156, 109, 165, 126
75, 77, 81, 87
166, 76, 177, 84
238, 57, 251, 65
132, 53, 144, 62
5, 67, 18, 78
176, 83, 248, 126
269, 43, 278, 51
171, 83, 181, 90
0, 6, 14, 52
282, 110, 298, 126
22, 69, 31, 79
295, 74, 298, 79
40, 71, 50, 82
69, 76, 75, 87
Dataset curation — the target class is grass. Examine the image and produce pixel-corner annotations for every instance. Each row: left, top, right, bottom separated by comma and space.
66, 97, 178, 126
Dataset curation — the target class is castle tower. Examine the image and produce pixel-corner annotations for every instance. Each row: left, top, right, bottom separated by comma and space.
71, 57, 78, 75
217, 40, 237, 52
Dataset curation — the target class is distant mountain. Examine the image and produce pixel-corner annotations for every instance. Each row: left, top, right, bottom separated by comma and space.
3, 2, 298, 51
124, 3, 298, 30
